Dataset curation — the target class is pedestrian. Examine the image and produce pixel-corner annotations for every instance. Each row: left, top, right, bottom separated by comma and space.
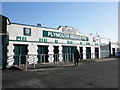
74, 49, 80, 66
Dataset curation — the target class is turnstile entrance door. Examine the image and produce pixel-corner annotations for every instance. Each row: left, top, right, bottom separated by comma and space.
14, 44, 28, 65
62, 46, 76, 61
86, 47, 91, 59
53, 46, 59, 62
95, 48, 99, 58
112, 48, 115, 57
37, 45, 48, 62
79, 47, 83, 59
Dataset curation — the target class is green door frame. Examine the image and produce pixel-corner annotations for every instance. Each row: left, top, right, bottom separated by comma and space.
86, 47, 91, 59
79, 47, 83, 59
14, 44, 28, 65
95, 48, 99, 58
37, 45, 49, 62
53, 46, 59, 62
62, 46, 77, 61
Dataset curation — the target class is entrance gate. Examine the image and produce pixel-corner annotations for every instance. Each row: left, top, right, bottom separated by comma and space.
112, 48, 115, 57
79, 47, 83, 59
62, 46, 76, 61
53, 46, 59, 62
86, 47, 91, 59
14, 44, 28, 65
37, 45, 48, 62
95, 48, 99, 58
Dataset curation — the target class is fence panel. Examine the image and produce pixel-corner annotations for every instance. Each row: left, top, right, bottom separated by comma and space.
7, 53, 100, 70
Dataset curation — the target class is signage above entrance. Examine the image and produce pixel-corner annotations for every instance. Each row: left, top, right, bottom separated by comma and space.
43, 30, 89, 41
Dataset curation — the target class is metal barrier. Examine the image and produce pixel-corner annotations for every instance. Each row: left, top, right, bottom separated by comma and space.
7, 53, 100, 70
7, 53, 74, 70
79, 53, 100, 59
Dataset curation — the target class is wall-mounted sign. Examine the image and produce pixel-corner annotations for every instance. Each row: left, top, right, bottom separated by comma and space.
67, 41, 73, 44
54, 40, 58, 43
16, 36, 27, 41
23, 28, 31, 36
39, 38, 47, 43
86, 42, 90, 45
95, 43, 99, 46
43, 30, 89, 41
80, 42, 82, 45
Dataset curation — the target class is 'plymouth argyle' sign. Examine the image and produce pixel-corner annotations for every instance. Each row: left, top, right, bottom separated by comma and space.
43, 30, 89, 41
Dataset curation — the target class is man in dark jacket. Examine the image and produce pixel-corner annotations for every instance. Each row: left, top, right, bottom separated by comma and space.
74, 49, 80, 66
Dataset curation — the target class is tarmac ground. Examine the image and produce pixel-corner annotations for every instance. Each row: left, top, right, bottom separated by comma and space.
2, 58, 118, 88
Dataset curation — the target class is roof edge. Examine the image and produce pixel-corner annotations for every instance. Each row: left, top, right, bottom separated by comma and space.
11, 22, 58, 30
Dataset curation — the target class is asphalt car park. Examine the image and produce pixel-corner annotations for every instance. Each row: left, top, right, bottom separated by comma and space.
2, 58, 118, 88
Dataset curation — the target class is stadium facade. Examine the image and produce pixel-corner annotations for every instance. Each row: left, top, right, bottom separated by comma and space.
0, 15, 118, 68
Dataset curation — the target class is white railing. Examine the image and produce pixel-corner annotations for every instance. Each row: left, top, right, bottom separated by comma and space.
7, 53, 100, 70
7, 53, 75, 70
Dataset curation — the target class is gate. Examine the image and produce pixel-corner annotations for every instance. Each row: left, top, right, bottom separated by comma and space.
37, 45, 49, 62
86, 47, 91, 59
62, 46, 76, 61
95, 48, 99, 58
13, 44, 28, 65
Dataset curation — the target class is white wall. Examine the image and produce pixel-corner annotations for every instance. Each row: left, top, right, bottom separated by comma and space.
7, 23, 101, 66
7, 24, 100, 47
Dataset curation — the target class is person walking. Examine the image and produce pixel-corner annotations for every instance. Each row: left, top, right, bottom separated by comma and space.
74, 49, 80, 66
